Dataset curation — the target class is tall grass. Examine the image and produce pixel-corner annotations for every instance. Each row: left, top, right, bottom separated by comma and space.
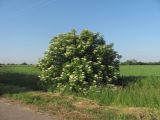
79, 76, 160, 109
61, 65, 160, 109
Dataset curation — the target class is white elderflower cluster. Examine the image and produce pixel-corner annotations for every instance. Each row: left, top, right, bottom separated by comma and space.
37, 30, 120, 92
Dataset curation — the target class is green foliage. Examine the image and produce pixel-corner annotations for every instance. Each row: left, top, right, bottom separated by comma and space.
38, 30, 120, 92
121, 60, 160, 65
21, 62, 28, 65
121, 59, 138, 65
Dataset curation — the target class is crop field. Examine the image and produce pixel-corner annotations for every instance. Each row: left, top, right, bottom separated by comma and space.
120, 65, 160, 76
0, 65, 160, 119
0, 65, 40, 89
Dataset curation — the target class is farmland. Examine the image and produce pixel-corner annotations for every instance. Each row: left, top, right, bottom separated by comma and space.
0, 65, 160, 119
120, 65, 160, 76
0, 65, 40, 89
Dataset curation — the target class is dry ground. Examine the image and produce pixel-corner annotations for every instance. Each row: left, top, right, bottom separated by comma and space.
0, 98, 56, 120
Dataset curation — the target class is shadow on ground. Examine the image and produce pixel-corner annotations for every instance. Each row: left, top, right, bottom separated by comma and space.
0, 73, 41, 96
0, 73, 40, 90
0, 84, 31, 96
112, 76, 147, 87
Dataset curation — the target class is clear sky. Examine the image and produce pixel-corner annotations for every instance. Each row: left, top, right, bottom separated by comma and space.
0, 0, 160, 64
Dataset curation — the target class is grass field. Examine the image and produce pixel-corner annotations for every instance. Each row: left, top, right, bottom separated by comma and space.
0, 65, 40, 89
120, 65, 160, 76
0, 65, 160, 119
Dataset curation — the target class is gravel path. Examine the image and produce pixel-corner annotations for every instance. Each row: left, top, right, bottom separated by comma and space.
0, 99, 55, 120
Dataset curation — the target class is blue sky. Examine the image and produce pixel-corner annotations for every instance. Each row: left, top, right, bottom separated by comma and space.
0, 0, 160, 64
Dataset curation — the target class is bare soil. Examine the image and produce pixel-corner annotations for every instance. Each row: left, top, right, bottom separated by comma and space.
0, 98, 56, 120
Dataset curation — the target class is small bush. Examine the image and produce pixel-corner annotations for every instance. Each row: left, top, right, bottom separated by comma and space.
38, 29, 120, 92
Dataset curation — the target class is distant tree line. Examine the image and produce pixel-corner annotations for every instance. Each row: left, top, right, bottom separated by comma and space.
121, 59, 160, 65
0, 62, 33, 66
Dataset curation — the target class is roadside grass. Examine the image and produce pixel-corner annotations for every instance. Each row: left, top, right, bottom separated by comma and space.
0, 65, 160, 119
80, 77, 160, 108
0, 84, 122, 120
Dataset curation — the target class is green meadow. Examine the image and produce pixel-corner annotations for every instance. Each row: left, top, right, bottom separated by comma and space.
120, 65, 160, 76
0, 65, 40, 89
0, 65, 160, 119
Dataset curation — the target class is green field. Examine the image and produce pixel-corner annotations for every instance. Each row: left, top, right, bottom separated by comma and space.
0, 65, 160, 119
120, 65, 160, 76
0, 65, 40, 89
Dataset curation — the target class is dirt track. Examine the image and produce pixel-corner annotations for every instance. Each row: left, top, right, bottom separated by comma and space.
0, 99, 55, 120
